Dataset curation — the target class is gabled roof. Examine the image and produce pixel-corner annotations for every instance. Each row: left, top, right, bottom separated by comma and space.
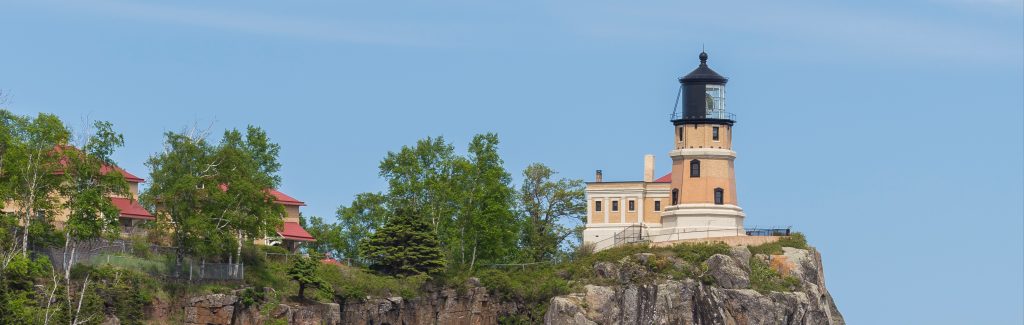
217, 185, 305, 207
101, 165, 144, 183
654, 173, 671, 183
278, 221, 315, 242
269, 189, 305, 206
52, 145, 145, 183
111, 197, 154, 220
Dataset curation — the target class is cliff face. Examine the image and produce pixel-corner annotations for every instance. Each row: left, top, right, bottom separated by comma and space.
544, 247, 844, 325
179, 246, 841, 325
181, 285, 522, 325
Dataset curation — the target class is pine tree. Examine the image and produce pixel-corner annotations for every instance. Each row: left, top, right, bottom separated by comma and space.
287, 255, 325, 300
359, 209, 445, 277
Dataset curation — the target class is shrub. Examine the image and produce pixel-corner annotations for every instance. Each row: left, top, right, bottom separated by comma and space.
319, 263, 427, 302
748, 232, 808, 256
748, 258, 800, 293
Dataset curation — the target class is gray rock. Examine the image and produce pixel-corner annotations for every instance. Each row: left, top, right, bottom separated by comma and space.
707, 254, 751, 289
730, 246, 753, 272
545, 247, 845, 325
544, 296, 595, 325
593, 261, 619, 280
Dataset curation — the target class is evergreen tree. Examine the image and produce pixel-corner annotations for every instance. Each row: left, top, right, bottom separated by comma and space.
287, 255, 326, 300
359, 209, 445, 277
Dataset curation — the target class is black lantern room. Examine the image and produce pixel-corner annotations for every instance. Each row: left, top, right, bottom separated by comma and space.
672, 51, 734, 125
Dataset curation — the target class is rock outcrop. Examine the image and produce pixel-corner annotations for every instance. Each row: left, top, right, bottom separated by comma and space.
182, 281, 520, 325
545, 247, 844, 325
183, 291, 341, 325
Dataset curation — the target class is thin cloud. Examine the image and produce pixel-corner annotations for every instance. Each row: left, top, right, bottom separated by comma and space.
17, 0, 449, 47
550, 1, 1022, 66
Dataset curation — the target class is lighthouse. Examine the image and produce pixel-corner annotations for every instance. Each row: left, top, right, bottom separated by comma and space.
660, 51, 745, 238
581, 51, 746, 251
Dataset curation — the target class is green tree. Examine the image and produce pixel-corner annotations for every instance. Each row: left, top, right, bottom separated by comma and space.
210, 126, 284, 276
5, 113, 70, 256
518, 163, 586, 262
359, 210, 445, 277
301, 215, 343, 257
450, 133, 516, 270
287, 254, 326, 300
142, 129, 219, 274
144, 126, 285, 276
334, 192, 390, 263
378, 136, 456, 234
58, 121, 131, 277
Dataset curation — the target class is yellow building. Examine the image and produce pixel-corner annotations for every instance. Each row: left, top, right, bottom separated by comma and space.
583, 52, 746, 250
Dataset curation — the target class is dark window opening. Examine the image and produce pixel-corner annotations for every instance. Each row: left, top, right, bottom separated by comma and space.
628, 200, 635, 211
712, 127, 720, 141
671, 189, 679, 205
654, 200, 661, 211
714, 188, 724, 205
611, 201, 619, 212
595, 201, 602, 211
690, 159, 701, 178
678, 128, 684, 141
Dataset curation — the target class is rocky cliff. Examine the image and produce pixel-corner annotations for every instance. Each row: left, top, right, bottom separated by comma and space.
181, 284, 522, 325
177, 245, 841, 325
544, 246, 844, 325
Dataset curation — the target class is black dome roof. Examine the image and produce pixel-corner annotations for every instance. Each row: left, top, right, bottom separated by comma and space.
679, 51, 727, 84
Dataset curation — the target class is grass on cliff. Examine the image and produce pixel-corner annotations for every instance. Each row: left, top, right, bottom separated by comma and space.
747, 232, 808, 255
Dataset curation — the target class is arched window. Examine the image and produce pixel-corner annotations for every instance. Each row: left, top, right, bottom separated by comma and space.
672, 189, 679, 205
690, 159, 701, 178
714, 188, 724, 205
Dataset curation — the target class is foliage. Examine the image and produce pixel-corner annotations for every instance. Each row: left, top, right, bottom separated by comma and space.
359, 210, 445, 277
319, 263, 428, 302
517, 163, 586, 262
239, 287, 267, 307
0, 111, 70, 256
0, 254, 51, 324
376, 134, 520, 272
749, 257, 801, 293
287, 254, 327, 300
747, 233, 809, 256
143, 126, 283, 272
331, 192, 390, 263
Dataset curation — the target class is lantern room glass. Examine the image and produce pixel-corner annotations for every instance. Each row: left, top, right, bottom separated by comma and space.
705, 85, 726, 118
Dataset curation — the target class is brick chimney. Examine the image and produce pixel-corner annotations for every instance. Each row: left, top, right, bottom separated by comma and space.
595, 170, 603, 182
644, 154, 655, 182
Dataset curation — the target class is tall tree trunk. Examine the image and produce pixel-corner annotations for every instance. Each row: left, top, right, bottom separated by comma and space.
234, 230, 243, 277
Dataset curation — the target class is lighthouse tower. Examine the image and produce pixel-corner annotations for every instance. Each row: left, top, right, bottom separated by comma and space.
659, 51, 746, 238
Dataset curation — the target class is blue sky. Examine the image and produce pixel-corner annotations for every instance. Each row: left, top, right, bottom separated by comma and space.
2, 0, 1022, 323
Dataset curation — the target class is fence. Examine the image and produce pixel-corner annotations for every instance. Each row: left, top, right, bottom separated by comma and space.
30, 239, 244, 281
745, 226, 791, 236
613, 224, 650, 246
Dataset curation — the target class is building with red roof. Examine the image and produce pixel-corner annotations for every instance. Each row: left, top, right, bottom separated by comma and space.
258, 188, 316, 252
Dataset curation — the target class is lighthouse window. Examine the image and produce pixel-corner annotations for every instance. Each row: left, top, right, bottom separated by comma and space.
628, 200, 635, 212
611, 201, 619, 212
690, 159, 701, 177
654, 200, 661, 211
595, 201, 602, 212
678, 127, 683, 141
712, 127, 720, 141
705, 85, 726, 116
672, 189, 679, 205
714, 188, 724, 205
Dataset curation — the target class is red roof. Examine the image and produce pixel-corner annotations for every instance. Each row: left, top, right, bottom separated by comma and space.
218, 185, 305, 206
269, 189, 305, 206
111, 197, 154, 220
52, 146, 144, 183
653, 173, 671, 183
278, 221, 315, 242
101, 165, 144, 183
